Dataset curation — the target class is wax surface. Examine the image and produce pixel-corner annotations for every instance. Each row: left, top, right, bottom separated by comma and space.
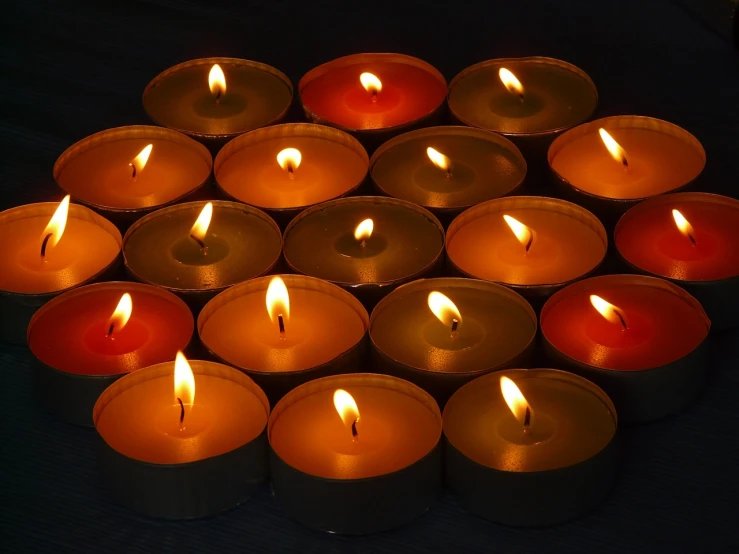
301, 62, 446, 130
444, 370, 615, 472
372, 134, 525, 209
200, 288, 366, 372
542, 280, 709, 370
29, 286, 192, 376
145, 61, 292, 136
447, 207, 606, 286
0, 212, 120, 294
96, 365, 268, 464
57, 137, 211, 209
551, 128, 704, 199
124, 204, 281, 290
270, 382, 440, 479
449, 59, 597, 134
217, 136, 367, 209
616, 197, 739, 281
372, 286, 536, 373
284, 201, 443, 284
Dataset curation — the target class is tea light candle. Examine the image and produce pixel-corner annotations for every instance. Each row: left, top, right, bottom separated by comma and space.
54, 126, 212, 227
541, 274, 710, 422
123, 201, 282, 309
548, 116, 705, 225
143, 57, 293, 145
370, 126, 527, 224
615, 193, 739, 330
269, 373, 442, 534
94, 356, 270, 519
283, 197, 445, 309
198, 275, 369, 403
446, 197, 607, 304
28, 282, 193, 426
214, 124, 369, 226
444, 369, 617, 526
0, 198, 121, 344
370, 278, 537, 405
299, 53, 447, 146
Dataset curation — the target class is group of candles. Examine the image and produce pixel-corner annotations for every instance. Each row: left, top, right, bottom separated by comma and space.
3, 52, 736, 533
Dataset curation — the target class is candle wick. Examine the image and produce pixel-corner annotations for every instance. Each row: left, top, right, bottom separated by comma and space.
287, 164, 294, 179
445, 170, 452, 179
688, 232, 697, 246
524, 233, 533, 253
518, 93, 525, 103
451, 319, 459, 333
621, 157, 629, 171
351, 419, 358, 438
177, 397, 185, 424
189, 234, 208, 254
524, 406, 531, 427
371, 91, 378, 103
129, 163, 137, 180
278, 314, 285, 335
360, 239, 366, 249
107, 321, 115, 337
215, 90, 221, 103
616, 310, 628, 330
40, 233, 53, 257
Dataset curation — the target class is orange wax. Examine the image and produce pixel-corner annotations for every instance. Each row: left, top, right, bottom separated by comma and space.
269, 374, 441, 479
215, 124, 368, 210
199, 275, 367, 372
94, 361, 269, 464
55, 126, 212, 210
549, 116, 705, 200
0, 203, 120, 294
446, 197, 606, 286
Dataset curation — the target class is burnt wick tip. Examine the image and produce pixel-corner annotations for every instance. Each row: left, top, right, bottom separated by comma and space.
178, 397, 185, 424
107, 322, 115, 337
524, 406, 531, 427
451, 319, 459, 333
278, 314, 285, 334
190, 234, 207, 252
351, 419, 358, 437
40, 233, 52, 257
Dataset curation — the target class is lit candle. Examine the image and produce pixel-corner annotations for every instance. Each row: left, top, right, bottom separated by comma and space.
93, 355, 270, 518
123, 201, 282, 309
443, 369, 617, 526
283, 197, 445, 309
370, 278, 537, 404
28, 282, 193, 425
143, 57, 293, 146
370, 126, 527, 224
446, 197, 607, 305
541, 274, 710, 422
54, 126, 212, 227
0, 198, 121, 344
198, 275, 369, 403
214, 123, 369, 226
615, 193, 739, 330
268, 373, 442, 534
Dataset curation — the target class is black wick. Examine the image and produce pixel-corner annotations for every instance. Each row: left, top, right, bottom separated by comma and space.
524, 233, 533, 253
451, 319, 459, 333
351, 419, 358, 438
130, 163, 137, 179
278, 314, 285, 334
40, 233, 52, 257
190, 234, 207, 253
524, 406, 531, 428
107, 322, 115, 337
615, 310, 628, 330
177, 398, 185, 424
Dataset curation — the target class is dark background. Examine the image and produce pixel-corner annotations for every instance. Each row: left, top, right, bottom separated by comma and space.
2, 1, 739, 552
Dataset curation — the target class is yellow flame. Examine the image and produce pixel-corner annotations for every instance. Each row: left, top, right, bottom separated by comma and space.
427, 291, 462, 328
503, 215, 533, 250
41, 195, 71, 255
499, 68, 524, 98
500, 376, 530, 425
354, 219, 374, 242
426, 147, 451, 173
360, 72, 382, 95
209, 64, 226, 98
590, 295, 626, 326
598, 128, 629, 166
276, 148, 302, 173
672, 209, 695, 240
333, 389, 360, 427
174, 351, 195, 407
107, 293, 132, 334
190, 202, 213, 244
129, 144, 152, 177
266, 277, 290, 324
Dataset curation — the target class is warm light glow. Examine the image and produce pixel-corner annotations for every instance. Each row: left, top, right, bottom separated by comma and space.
598, 128, 629, 167
427, 291, 462, 329
266, 276, 290, 324
426, 147, 451, 173
503, 214, 533, 251
209, 64, 226, 98
107, 293, 132, 335
354, 218, 374, 242
190, 202, 213, 245
360, 72, 382, 95
174, 351, 195, 407
500, 376, 530, 426
672, 209, 695, 241
276, 148, 302, 174
129, 144, 152, 178
40, 195, 71, 255
499, 68, 524, 98
333, 389, 360, 428
590, 295, 627, 327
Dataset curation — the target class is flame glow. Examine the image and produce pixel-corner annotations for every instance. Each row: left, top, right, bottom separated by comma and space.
266, 277, 290, 324
107, 293, 132, 334
174, 351, 195, 407
590, 295, 626, 326
672, 209, 695, 241
500, 376, 530, 425
130, 144, 152, 177
360, 72, 382, 95
209, 64, 226, 98
276, 148, 302, 173
41, 195, 71, 255
598, 128, 629, 166
503, 215, 533, 250
333, 389, 360, 427
499, 68, 524, 98
426, 147, 451, 173
190, 202, 213, 244
428, 291, 462, 328
354, 219, 374, 242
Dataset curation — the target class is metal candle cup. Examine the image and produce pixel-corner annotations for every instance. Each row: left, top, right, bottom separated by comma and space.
54, 126, 212, 229
541, 275, 711, 423
615, 193, 739, 331
269, 373, 442, 534
28, 282, 193, 426
370, 278, 537, 406
283, 196, 445, 311
93, 360, 269, 519
444, 369, 617, 527
370, 126, 527, 226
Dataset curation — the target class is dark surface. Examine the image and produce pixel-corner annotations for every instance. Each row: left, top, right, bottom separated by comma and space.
2, 1, 739, 552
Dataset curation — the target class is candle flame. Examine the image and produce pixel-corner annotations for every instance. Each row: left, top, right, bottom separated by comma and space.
360, 72, 382, 96
499, 68, 524, 99
503, 215, 533, 252
129, 144, 152, 178
266, 276, 290, 324
598, 128, 629, 167
672, 209, 696, 242
190, 202, 213, 245
500, 376, 530, 426
41, 195, 71, 256
276, 148, 302, 174
107, 293, 132, 335
354, 218, 374, 242
209, 64, 226, 99
174, 351, 195, 407
590, 295, 627, 328
426, 147, 451, 173
428, 291, 462, 329
333, 389, 360, 429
